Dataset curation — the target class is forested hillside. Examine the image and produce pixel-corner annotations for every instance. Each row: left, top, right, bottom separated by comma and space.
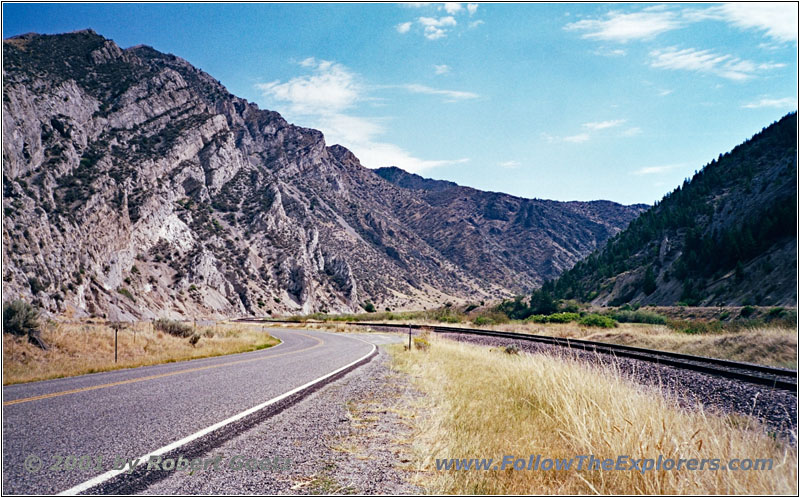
547, 113, 797, 306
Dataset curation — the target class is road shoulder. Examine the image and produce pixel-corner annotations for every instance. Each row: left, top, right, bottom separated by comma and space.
140, 347, 423, 494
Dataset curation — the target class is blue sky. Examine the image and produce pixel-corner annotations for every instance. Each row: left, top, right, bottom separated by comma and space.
3, 2, 797, 205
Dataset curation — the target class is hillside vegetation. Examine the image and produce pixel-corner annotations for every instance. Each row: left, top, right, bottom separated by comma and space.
548, 113, 797, 306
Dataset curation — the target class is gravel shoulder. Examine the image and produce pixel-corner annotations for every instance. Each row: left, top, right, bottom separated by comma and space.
141, 343, 423, 495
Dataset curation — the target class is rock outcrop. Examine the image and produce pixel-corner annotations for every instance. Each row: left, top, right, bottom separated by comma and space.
2, 30, 645, 319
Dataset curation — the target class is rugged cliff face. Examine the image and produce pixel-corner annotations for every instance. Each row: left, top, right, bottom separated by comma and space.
2, 30, 645, 319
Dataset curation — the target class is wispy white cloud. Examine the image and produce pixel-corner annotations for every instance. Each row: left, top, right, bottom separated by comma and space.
565, 4, 798, 43
620, 127, 642, 137
397, 3, 481, 39
498, 160, 520, 169
434, 64, 451, 75
442, 3, 462, 15
565, 9, 682, 42
563, 133, 591, 143
582, 119, 626, 130
419, 15, 457, 40
257, 59, 467, 173
632, 164, 683, 175
742, 96, 797, 109
649, 47, 784, 81
709, 3, 797, 43
256, 58, 361, 115
658, 89, 673, 97
403, 83, 478, 101
593, 47, 627, 57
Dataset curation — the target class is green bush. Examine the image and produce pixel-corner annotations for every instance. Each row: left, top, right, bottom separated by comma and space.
362, 301, 376, 313
3, 299, 40, 337
473, 316, 494, 326
546, 312, 581, 323
578, 314, 617, 328
437, 314, 461, 324
740, 305, 757, 318
524, 314, 549, 323
559, 300, 581, 313
610, 309, 667, 325
153, 318, 193, 338
413, 336, 430, 351
767, 307, 786, 320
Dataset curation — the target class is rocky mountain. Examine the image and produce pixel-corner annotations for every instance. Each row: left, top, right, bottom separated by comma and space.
2, 30, 645, 319
547, 113, 797, 307
375, 167, 648, 292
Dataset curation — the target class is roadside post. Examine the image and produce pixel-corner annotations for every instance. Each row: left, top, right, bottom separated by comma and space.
110, 321, 120, 363
408, 325, 412, 351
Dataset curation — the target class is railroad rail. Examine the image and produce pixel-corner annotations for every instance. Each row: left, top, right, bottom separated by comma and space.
236, 318, 797, 391
349, 322, 798, 391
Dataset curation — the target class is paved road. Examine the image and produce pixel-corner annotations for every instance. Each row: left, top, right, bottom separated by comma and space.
2, 328, 373, 495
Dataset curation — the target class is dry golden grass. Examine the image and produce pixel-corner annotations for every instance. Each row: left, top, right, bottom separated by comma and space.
391, 336, 797, 495
350, 319, 797, 369
3, 321, 279, 385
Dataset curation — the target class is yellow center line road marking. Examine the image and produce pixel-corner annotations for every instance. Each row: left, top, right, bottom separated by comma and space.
3, 333, 324, 407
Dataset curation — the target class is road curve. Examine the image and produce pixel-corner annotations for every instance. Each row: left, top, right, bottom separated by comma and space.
2, 328, 374, 495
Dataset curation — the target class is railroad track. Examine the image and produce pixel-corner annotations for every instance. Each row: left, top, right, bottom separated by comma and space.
342, 322, 798, 392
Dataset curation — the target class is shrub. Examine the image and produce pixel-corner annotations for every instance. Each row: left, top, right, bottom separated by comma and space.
503, 344, 520, 355
740, 305, 757, 318
578, 314, 617, 328
559, 300, 581, 313
767, 307, 786, 320
610, 309, 668, 325
28, 277, 46, 295
524, 314, 549, 323
413, 336, 430, 351
473, 316, 494, 326
3, 300, 43, 343
117, 287, 134, 300
153, 318, 193, 338
363, 301, 376, 313
546, 312, 580, 323
188, 334, 200, 347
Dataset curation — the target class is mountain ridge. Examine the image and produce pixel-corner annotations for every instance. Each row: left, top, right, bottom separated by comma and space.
2, 30, 645, 319
546, 113, 797, 307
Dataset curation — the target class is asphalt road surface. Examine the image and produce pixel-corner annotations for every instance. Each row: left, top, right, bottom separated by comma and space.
2, 328, 374, 495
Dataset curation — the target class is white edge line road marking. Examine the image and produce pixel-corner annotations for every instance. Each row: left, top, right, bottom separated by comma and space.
58, 332, 376, 496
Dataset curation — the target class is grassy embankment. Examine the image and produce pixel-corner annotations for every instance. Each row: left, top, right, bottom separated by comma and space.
279, 306, 797, 369
390, 336, 797, 495
3, 320, 279, 385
